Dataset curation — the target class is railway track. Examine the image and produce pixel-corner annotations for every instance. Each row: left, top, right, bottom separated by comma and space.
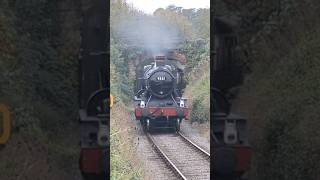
146, 132, 210, 180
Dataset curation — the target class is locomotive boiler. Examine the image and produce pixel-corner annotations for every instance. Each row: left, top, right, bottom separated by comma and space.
134, 55, 189, 132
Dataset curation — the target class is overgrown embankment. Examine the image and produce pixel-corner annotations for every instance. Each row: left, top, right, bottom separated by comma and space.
110, 36, 143, 179
110, 103, 143, 180
0, 1, 82, 179
216, 1, 320, 179
183, 41, 210, 139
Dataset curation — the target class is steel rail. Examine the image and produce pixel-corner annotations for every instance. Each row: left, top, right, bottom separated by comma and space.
146, 133, 187, 180
178, 132, 210, 158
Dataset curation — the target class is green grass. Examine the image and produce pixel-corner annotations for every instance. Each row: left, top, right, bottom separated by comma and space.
110, 104, 143, 180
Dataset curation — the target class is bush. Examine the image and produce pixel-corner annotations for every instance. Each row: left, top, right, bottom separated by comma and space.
190, 96, 209, 123
185, 59, 210, 124
235, 13, 320, 180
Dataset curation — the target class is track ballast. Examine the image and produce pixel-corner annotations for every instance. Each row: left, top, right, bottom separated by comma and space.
146, 132, 210, 180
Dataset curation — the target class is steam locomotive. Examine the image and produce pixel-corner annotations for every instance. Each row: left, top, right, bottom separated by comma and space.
134, 55, 189, 132
78, 1, 108, 179
213, 17, 252, 180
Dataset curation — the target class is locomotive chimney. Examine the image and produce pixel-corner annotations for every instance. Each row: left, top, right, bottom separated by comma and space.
154, 55, 166, 67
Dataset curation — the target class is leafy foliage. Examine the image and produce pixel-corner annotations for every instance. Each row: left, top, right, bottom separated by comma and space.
218, 0, 320, 179
185, 59, 210, 124
180, 39, 210, 73
0, 0, 81, 178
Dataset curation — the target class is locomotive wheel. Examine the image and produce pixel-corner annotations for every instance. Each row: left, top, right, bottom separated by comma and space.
141, 120, 147, 132
141, 120, 146, 132
146, 119, 150, 132
142, 119, 150, 132
175, 118, 180, 132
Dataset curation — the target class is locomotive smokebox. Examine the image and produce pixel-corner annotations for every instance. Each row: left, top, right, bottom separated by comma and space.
147, 68, 175, 98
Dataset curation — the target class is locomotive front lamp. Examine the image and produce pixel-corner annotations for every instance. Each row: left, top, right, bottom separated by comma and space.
224, 119, 238, 144
180, 99, 185, 107
140, 100, 145, 108
98, 121, 109, 147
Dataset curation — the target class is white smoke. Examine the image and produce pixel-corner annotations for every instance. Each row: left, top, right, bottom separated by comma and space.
114, 14, 182, 55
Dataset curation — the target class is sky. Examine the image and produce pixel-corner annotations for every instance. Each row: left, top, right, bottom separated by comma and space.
125, 0, 210, 14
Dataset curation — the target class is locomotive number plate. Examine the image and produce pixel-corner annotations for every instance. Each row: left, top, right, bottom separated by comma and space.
157, 76, 166, 81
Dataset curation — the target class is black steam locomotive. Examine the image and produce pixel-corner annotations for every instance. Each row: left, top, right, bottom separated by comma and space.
78, 1, 109, 180
134, 55, 189, 132
213, 17, 252, 180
